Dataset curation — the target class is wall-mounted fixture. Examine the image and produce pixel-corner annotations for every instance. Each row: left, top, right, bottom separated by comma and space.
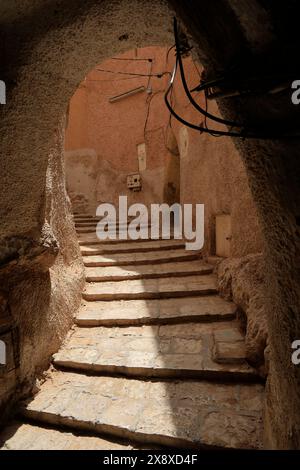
0, 302, 19, 375
0, 80, 6, 105
0, 329, 19, 375
215, 214, 232, 258
109, 86, 145, 103
137, 143, 147, 172
127, 173, 142, 191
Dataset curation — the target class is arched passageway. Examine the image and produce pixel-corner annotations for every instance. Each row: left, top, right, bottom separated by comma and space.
0, 0, 300, 449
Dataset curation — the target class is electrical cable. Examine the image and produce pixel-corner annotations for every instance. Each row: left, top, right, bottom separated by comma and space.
165, 76, 242, 137
164, 60, 300, 140
166, 17, 300, 140
166, 44, 176, 64
173, 17, 244, 128
111, 57, 153, 62
96, 68, 171, 78
144, 90, 164, 140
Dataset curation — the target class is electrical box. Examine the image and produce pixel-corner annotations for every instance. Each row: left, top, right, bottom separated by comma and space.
0, 306, 19, 375
0, 329, 19, 374
216, 214, 232, 258
127, 173, 142, 191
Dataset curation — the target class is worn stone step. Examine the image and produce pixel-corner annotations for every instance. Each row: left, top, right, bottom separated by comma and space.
21, 370, 264, 449
76, 227, 103, 234
83, 249, 200, 267
73, 213, 93, 217
83, 275, 217, 301
75, 219, 142, 227
77, 232, 176, 246
53, 322, 258, 381
76, 295, 237, 326
85, 261, 212, 282
76, 223, 151, 231
81, 239, 186, 256
0, 421, 132, 450
76, 222, 107, 227
74, 219, 97, 223
76, 223, 151, 234
74, 215, 135, 221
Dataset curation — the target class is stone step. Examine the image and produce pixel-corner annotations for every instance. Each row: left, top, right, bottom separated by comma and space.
0, 421, 132, 450
75, 222, 106, 227
77, 232, 176, 246
85, 261, 212, 282
83, 274, 217, 301
81, 239, 186, 256
74, 219, 126, 225
76, 223, 151, 230
76, 227, 102, 234
83, 249, 200, 267
76, 295, 237, 326
73, 217, 109, 222
74, 215, 135, 221
75, 219, 143, 227
21, 370, 264, 449
76, 223, 151, 234
73, 213, 93, 218
53, 322, 258, 381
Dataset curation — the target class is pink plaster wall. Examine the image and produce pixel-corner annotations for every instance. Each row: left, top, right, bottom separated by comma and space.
65, 46, 263, 257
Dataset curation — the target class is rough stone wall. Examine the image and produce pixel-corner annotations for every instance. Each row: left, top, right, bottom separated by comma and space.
217, 254, 268, 374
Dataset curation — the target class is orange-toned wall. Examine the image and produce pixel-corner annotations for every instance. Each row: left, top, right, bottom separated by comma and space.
65, 46, 180, 214
65, 46, 263, 257
169, 61, 264, 257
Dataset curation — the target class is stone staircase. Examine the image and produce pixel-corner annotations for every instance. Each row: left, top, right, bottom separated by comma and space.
0, 214, 264, 450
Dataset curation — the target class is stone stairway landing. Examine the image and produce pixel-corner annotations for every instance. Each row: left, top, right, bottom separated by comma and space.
53, 321, 258, 381
76, 295, 237, 326
0, 215, 265, 450
21, 372, 263, 449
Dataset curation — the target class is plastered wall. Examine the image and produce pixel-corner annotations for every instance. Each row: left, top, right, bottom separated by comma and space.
65, 46, 263, 257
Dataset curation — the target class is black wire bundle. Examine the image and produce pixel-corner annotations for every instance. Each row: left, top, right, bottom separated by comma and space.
164, 18, 300, 140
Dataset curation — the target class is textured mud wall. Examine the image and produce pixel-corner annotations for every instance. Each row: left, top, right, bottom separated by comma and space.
0, 0, 299, 449
0, 119, 85, 420
0, 0, 175, 423
217, 254, 268, 375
